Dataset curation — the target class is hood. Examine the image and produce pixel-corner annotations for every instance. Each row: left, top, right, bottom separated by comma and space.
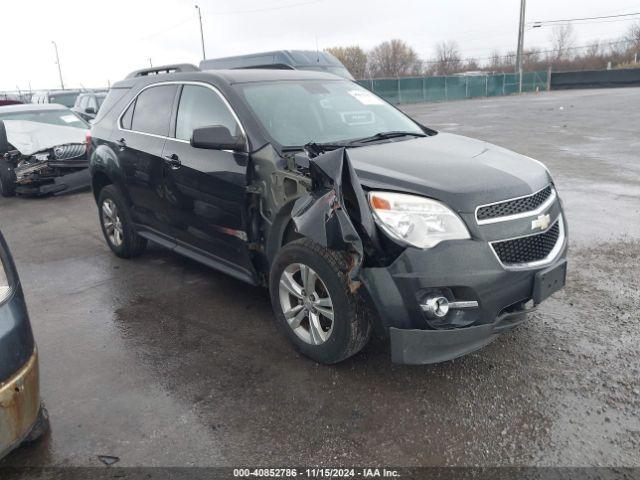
347, 133, 552, 213
3, 120, 87, 156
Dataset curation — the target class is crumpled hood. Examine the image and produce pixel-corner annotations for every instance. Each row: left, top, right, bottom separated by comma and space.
3, 120, 87, 156
347, 132, 552, 213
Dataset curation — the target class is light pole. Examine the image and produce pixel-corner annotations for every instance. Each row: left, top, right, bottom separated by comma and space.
52, 41, 65, 90
195, 5, 206, 61
515, 0, 526, 93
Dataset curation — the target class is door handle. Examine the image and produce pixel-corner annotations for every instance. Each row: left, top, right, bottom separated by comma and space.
163, 153, 181, 170
116, 138, 126, 151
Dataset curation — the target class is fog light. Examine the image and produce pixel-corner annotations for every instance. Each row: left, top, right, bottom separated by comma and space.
422, 296, 449, 318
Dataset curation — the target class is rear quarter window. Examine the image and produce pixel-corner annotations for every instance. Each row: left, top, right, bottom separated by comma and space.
93, 88, 129, 124
130, 85, 177, 136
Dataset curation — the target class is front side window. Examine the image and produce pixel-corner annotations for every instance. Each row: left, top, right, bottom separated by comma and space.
130, 85, 177, 136
236, 80, 422, 147
175, 85, 240, 141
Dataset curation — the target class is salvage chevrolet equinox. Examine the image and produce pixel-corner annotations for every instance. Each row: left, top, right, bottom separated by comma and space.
89, 64, 567, 365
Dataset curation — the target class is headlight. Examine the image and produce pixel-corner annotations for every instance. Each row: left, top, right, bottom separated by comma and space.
0, 255, 10, 304
368, 191, 470, 249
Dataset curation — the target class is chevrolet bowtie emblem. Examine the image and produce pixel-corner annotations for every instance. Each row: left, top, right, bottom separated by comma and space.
531, 213, 551, 231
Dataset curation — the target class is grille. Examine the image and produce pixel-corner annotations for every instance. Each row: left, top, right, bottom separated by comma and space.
53, 143, 86, 160
491, 220, 560, 266
477, 186, 553, 221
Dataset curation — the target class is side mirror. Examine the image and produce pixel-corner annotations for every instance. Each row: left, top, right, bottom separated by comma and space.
85, 106, 96, 115
191, 125, 245, 152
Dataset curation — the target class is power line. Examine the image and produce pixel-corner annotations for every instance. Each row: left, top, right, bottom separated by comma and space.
533, 17, 640, 27
530, 12, 640, 25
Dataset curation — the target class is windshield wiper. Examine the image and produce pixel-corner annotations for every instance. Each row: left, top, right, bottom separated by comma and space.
348, 131, 427, 145
288, 131, 428, 157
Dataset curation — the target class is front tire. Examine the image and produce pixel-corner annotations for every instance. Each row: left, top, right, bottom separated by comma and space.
98, 185, 147, 258
270, 239, 371, 364
0, 162, 16, 197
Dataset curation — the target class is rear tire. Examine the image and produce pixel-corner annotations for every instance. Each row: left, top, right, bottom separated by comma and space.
0, 162, 16, 197
270, 238, 371, 364
98, 185, 147, 258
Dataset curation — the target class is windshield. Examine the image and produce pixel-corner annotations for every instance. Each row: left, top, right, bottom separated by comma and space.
236, 80, 423, 147
97, 94, 107, 108
48, 93, 80, 107
0, 109, 89, 129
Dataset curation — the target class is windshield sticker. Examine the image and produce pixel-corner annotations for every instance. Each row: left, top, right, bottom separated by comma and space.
340, 111, 375, 126
348, 90, 384, 106
60, 115, 78, 123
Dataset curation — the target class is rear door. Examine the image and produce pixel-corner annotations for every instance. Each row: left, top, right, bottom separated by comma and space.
116, 84, 178, 238
161, 83, 256, 283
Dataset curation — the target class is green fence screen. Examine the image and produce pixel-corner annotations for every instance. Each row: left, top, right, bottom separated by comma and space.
357, 71, 549, 104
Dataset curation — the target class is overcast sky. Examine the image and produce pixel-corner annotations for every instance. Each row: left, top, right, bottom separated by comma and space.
2, 0, 638, 91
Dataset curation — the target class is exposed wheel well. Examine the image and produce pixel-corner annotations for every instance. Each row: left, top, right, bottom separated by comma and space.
281, 219, 302, 246
92, 171, 112, 202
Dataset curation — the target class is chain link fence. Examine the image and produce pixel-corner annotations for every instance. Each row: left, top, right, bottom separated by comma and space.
357, 71, 549, 104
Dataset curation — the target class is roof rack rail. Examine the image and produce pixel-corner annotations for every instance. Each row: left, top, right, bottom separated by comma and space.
125, 63, 199, 79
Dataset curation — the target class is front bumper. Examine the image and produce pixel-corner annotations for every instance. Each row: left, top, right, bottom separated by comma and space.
15, 168, 90, 196
361, 228, 568, 364
0, 350, 43, 459
390, 304, 533, 364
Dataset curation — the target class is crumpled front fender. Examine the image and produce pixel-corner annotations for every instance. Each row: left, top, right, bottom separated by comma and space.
291, 148, 379, 279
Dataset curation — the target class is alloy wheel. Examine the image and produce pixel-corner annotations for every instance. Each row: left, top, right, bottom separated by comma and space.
278, 263, 335, 345
101, 199, 124, 247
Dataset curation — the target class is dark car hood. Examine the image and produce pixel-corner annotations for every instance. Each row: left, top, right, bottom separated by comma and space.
347, 132, 552, 213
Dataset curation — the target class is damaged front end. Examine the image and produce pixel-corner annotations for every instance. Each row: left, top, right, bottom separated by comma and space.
10, 144, 90, 196
0, 119, 90, 196
286, 147, 567, 365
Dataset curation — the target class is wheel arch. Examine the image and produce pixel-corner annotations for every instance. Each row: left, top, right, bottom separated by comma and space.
265, 200, 303, 266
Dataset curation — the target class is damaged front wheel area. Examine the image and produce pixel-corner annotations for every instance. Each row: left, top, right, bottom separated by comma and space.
270, 239, 371, 364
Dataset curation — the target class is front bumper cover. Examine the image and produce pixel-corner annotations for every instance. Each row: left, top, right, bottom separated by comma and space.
390, 305, 533, 364
15, 168, 90, 196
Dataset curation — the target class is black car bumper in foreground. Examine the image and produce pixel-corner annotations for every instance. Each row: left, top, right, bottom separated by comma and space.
362, 232, 568, 365
0, 350, 48, 460
0, 232, 48, 460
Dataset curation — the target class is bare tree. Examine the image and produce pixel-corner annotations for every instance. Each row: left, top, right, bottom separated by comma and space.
550, 24, 576, 63
367, 39, 420, 78
627, 22, 640, 51
464, 58, 480, 71
434, 41, 462, 75
325, 46, 368, 79
487, 50, 505, 72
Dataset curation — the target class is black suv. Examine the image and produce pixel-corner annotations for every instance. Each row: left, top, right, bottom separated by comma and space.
89, 64, 567, 365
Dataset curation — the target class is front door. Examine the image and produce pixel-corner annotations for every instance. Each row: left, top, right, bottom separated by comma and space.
162, 83, 256, 281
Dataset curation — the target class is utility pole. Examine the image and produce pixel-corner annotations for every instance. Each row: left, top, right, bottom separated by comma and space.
515, 0, 526, 93
149, 57, 153, 67
195, 5, 206, 61
52, 41, 65, 90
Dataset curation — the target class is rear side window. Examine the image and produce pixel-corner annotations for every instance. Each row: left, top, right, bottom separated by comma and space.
130, 85, 177, 136
175, 85, 240, 141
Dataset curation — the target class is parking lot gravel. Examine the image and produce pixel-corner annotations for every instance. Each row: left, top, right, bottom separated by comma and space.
0, 87, 638, 467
